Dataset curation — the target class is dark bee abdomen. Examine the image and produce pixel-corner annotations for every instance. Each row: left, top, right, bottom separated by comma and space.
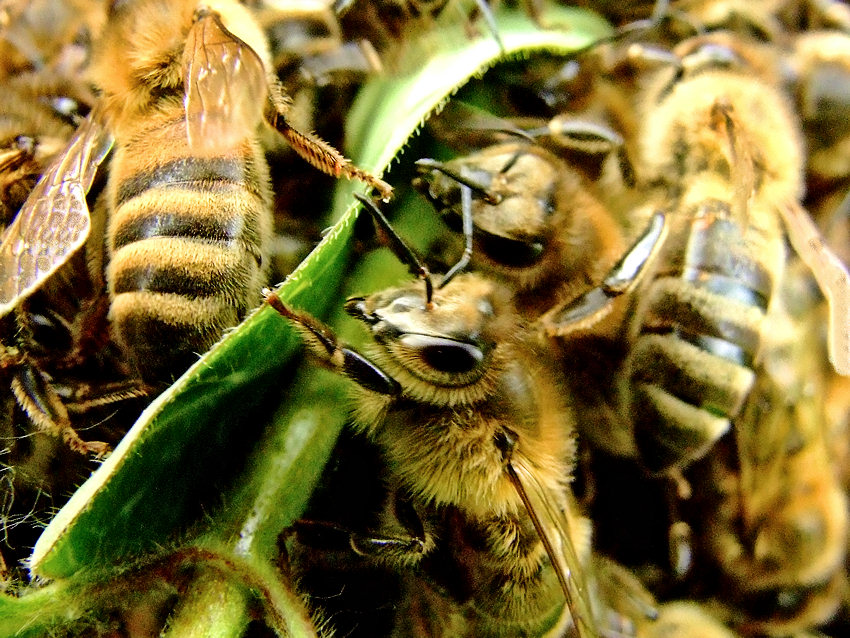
107, 123, 271, 383
629, 203, 778, 473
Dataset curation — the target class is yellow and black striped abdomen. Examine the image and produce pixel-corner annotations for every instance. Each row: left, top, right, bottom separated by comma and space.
628, 200, 783, 473
106, 118, 271, 383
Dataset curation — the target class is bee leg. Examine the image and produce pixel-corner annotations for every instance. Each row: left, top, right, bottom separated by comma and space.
286, 519, 427, 567
532, 117, 636, 188
0, 547, 8, 587
543, 212, 666, 336
594, 555, 659, 636
355, 194, 434, 305
438, 184, 473, 289
264, 290, 401, 396
56, 378, 150, 413
8, 357, 110, 457
667, 520, 693, 580
350, 491, 430, 566
283, 495, 430, 568
264, 81, 392, 201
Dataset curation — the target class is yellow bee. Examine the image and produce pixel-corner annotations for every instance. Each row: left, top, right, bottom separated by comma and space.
608, 31, 850, 474
267, 191, 682, 637
0, 0, 390, 384
267, 193, 600, 637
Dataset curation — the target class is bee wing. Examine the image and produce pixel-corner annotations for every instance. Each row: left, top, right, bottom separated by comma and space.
182, 9, 268, 151
778, 200, 850, 376
508, 459, 600, 638
0, 105, 112, 317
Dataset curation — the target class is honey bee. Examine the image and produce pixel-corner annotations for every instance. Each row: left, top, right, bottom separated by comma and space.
269, 193, 681, 637
0, 0, 107, 77
601, 32, 850, 474
621, 0, 850, 41
413, 121, 663, 458
687, 261, 848, 635
335, 0, 505, 61
413, 141, 629, 324
267, 193, 602, 637
0, 0, 390, 384
248, 0, 380, 87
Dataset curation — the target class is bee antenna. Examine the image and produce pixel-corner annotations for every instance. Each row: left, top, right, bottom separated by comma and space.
488, 127, 536, 145
496, 428, 576, 622
415, 159, 502, 205
439, 184, 474, 289
471, 0, 505, 53
354, 194, 433, 306
499, 149, 524, 175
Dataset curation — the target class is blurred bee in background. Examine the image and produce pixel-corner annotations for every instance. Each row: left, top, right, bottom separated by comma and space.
0, 71, 95, 227
0, 0, 107, 77
0, 0, 390, 386
0, 0, 104, 226
248, 0, 381, 87
686, 261, 848, 635
606, 0, 850, 42
787, 29, 850, 208
334, 0, 509, 64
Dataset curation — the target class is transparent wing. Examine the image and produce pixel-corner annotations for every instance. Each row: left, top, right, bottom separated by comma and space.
0, 105, 112, 317
508, 458, 600, 638
732, 283, 845, 589
182, 8, 268, 151
779, 200, 850, 376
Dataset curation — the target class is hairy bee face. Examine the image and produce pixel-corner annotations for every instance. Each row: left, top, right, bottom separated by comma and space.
418, 146, 555, 270
345, 274, 514, 396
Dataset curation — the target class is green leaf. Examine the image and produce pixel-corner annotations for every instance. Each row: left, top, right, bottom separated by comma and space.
28, 1, 610, 591
345, 4, 611, 174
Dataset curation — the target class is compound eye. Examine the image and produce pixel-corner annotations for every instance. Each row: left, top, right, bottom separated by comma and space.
477, 230, 545, 268
399, 334, 484, 374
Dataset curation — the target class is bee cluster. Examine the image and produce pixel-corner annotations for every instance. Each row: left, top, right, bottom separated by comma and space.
1, 0, 850, 637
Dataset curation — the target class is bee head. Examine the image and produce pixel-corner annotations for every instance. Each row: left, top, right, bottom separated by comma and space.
345, 273, 514, 398
414, 145, 556, 274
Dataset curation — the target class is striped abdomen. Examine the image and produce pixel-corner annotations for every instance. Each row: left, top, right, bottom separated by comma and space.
628, 198, 784, 473
106, 116, 271, 383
